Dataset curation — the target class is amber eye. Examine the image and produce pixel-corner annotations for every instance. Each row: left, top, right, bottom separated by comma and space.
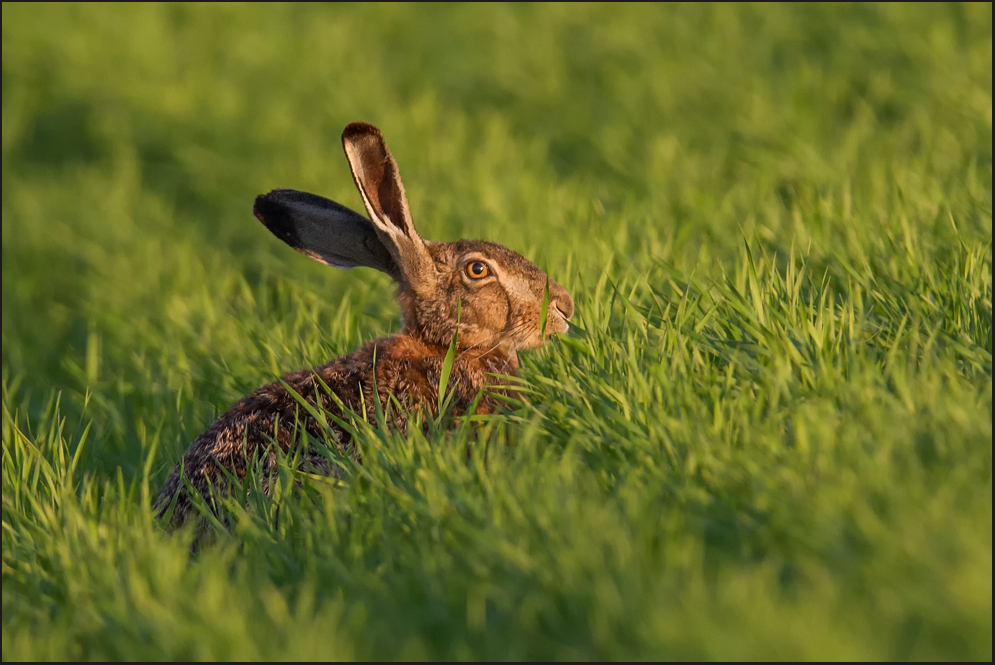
465, 261, 490, 279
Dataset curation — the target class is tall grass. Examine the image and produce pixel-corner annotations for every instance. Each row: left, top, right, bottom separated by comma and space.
2, 3, 991, 660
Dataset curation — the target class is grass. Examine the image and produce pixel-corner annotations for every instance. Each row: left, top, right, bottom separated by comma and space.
2, 3, 992, 660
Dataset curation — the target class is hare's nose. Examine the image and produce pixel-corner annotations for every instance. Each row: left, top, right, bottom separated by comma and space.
550, 284, 574, 320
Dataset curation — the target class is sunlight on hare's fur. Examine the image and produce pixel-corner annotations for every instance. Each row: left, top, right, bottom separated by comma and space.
154, 122, 574, 527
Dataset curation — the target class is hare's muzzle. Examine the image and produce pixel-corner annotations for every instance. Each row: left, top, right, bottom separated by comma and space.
551, 284, 574, 321
547, 283, 574, 336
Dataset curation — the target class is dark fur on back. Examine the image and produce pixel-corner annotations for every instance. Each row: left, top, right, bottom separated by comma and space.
154, 123, 573, 528
154, 335, 516, 528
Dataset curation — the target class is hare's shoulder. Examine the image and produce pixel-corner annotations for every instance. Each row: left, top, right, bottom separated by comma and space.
329, 334, 447, 407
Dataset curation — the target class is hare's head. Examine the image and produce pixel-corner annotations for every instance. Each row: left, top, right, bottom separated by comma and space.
254, 122, 573, 360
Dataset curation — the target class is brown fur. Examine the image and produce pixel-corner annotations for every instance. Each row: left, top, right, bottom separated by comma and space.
154, 123, 573, 528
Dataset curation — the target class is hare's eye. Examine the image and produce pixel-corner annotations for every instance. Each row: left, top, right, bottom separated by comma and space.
466, 261, 489, 279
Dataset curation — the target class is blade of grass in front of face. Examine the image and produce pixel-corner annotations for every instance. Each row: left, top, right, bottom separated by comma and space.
540, 276, 550, 342
438, 298, 461, 411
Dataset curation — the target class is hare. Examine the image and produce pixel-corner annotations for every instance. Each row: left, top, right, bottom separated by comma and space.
154, 122, 574, 527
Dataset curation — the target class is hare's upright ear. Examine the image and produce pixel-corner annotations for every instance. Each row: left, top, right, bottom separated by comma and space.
254, 189, 398, 276
342, 122, 436, 294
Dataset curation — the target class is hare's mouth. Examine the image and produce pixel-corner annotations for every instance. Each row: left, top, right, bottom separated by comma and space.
504, 305, 572, 350
548, 313, 570, 335
534, 313, 570, 345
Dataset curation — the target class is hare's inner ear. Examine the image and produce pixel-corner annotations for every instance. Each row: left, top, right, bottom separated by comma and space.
342, 122, 436, 293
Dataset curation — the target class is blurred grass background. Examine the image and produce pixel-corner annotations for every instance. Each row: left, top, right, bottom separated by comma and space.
2, 3, 991, 660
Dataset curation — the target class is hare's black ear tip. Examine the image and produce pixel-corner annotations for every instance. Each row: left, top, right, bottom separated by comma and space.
253, 191, 276, 224
253, 190, 297, 238
253, 189, 296, 222
342, 121, 382, 141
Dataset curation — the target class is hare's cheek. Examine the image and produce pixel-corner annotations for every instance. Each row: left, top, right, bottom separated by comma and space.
470, 289, 510, 333
461, 328, 492, 349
